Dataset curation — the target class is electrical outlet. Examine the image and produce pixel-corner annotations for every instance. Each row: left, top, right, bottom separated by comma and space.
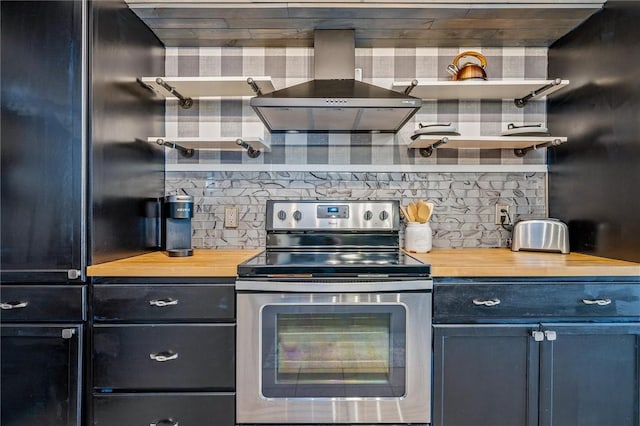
495, 204, 510, 225
224, 206, 239, 228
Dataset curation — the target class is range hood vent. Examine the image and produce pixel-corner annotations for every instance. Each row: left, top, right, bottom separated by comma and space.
250, 30, 422, 133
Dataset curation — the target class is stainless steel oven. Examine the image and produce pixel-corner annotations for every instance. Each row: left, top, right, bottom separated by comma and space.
236, 201, 432, 425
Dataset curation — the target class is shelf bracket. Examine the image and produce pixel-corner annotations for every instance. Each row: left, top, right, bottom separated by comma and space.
514, 78, 562, 108
418, 137, 449, 158
236, 138, 261, 158
246, 78, 263, 96
154, 138, 195, 158
514, 138, 564, 157
136, 77, 156, 93
155, 78, 194, 109
403, 79, 419, 95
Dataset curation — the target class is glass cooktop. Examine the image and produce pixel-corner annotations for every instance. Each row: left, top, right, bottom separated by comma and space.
237, 250, 431, 278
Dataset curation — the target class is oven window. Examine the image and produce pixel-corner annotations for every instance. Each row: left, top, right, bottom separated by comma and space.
261, 305, 406, 398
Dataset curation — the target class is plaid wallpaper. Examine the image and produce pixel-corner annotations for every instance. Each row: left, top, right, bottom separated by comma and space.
164, 47, 548, 167
163, 47, 550, 249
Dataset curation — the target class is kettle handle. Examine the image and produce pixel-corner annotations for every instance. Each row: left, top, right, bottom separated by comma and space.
451, 51, 487, 69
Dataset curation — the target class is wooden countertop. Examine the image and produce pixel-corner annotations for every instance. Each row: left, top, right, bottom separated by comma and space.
87, 248, 640, 278
408, 248, 640, 277
86, 249, 262, 277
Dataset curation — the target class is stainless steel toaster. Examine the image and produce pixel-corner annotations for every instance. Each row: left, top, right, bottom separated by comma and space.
511, 218, 570, 254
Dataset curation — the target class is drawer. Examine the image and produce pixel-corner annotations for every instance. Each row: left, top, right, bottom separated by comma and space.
0, 285, 86, 322
93, 284, 234, 322
434, 283, 640, 322
93, 324, 234, 390
93, 392, 234, 426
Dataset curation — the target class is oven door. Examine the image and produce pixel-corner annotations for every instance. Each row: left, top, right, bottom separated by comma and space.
236, 290, 431, 425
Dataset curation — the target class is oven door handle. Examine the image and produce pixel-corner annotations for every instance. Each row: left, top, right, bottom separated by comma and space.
235, 279, 433, 292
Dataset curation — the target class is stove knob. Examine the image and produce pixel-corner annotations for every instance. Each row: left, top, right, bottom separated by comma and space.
293, 210, 303, 221
379, 210, 389, 221
363, 210, 373, 221
277, 210, 287, 221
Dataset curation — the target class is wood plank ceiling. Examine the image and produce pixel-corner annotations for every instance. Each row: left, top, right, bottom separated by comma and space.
125, 1, 605, 47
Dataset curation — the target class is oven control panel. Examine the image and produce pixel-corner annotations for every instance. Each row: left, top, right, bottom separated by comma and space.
267, 200, 399, 231
317, 204, 349, 219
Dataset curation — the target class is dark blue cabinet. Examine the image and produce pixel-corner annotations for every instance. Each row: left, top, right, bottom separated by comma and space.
433, 325, 540, 426
539, 323, 640, 426
0, 285, 86, 426
91, 279, 236, 426
1, 325, 83, 426
433, 281, 640, 426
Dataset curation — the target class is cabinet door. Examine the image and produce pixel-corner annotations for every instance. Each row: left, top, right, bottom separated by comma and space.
1, 324, 82, 426
540, 323, 640, 426
433, 325, 540, 426
1, 1, 83, 273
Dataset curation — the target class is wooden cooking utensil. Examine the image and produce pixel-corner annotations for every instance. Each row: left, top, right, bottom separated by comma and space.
407, 202, 418, 222
425, 202, 434, 222
416, 200, 429, 223
399, 205, 411, 222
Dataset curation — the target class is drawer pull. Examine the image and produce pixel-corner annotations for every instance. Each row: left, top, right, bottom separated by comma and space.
150, 419, 179, 426
582, 298, 612, 306
472, 298, 501, 307
149, 351, 179, 362
149, 298, 179, 307
0, 301, 29, 310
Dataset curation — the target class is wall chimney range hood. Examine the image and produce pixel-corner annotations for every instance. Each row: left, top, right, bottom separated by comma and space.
250, 30, 422, 133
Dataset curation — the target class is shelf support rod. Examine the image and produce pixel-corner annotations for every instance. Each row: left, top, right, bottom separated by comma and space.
236, 138, 261, 158
155, 78, 194, 109
514, 138, 565, 157
154, 138, 195, 158
246, 78, 263, 96
404, 79, 419, 95
136, 78, 155, 93
418, 137, 449, 158
514, 78, 562, 108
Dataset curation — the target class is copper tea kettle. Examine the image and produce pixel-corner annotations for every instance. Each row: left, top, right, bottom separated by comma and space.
447, 51, 488, 81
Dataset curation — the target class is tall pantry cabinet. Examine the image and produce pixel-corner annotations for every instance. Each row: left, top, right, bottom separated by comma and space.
0, 1, 165, 425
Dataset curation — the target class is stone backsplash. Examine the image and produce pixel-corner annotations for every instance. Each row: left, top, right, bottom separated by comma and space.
166, 171, 546, 249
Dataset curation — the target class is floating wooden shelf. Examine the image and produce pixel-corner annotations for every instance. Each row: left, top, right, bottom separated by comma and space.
140, 76, 275, 98
392, 79, 569, 105
408, 135, 567, 157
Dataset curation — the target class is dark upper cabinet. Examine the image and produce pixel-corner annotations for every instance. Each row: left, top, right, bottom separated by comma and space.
0, 0, 165, 282
0, 1, 83, 276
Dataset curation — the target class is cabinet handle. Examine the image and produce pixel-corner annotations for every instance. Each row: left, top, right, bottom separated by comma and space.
150, 419, 179, 426
149, 298, 179, 307
472, 298, 501, 307
0, 301, 28, 310
531, 330, 544, 341
544, 330, 557, 341
149, 351, 179, 362
582, 298, 612, 306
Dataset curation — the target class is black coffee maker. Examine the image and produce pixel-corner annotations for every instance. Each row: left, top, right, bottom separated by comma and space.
163, 195, 194, 257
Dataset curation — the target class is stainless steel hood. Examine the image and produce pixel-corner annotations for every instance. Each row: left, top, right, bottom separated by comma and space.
250, 30, 422, 133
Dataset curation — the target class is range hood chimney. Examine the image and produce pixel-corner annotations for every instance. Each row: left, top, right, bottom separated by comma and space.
250, 30, 422, 133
